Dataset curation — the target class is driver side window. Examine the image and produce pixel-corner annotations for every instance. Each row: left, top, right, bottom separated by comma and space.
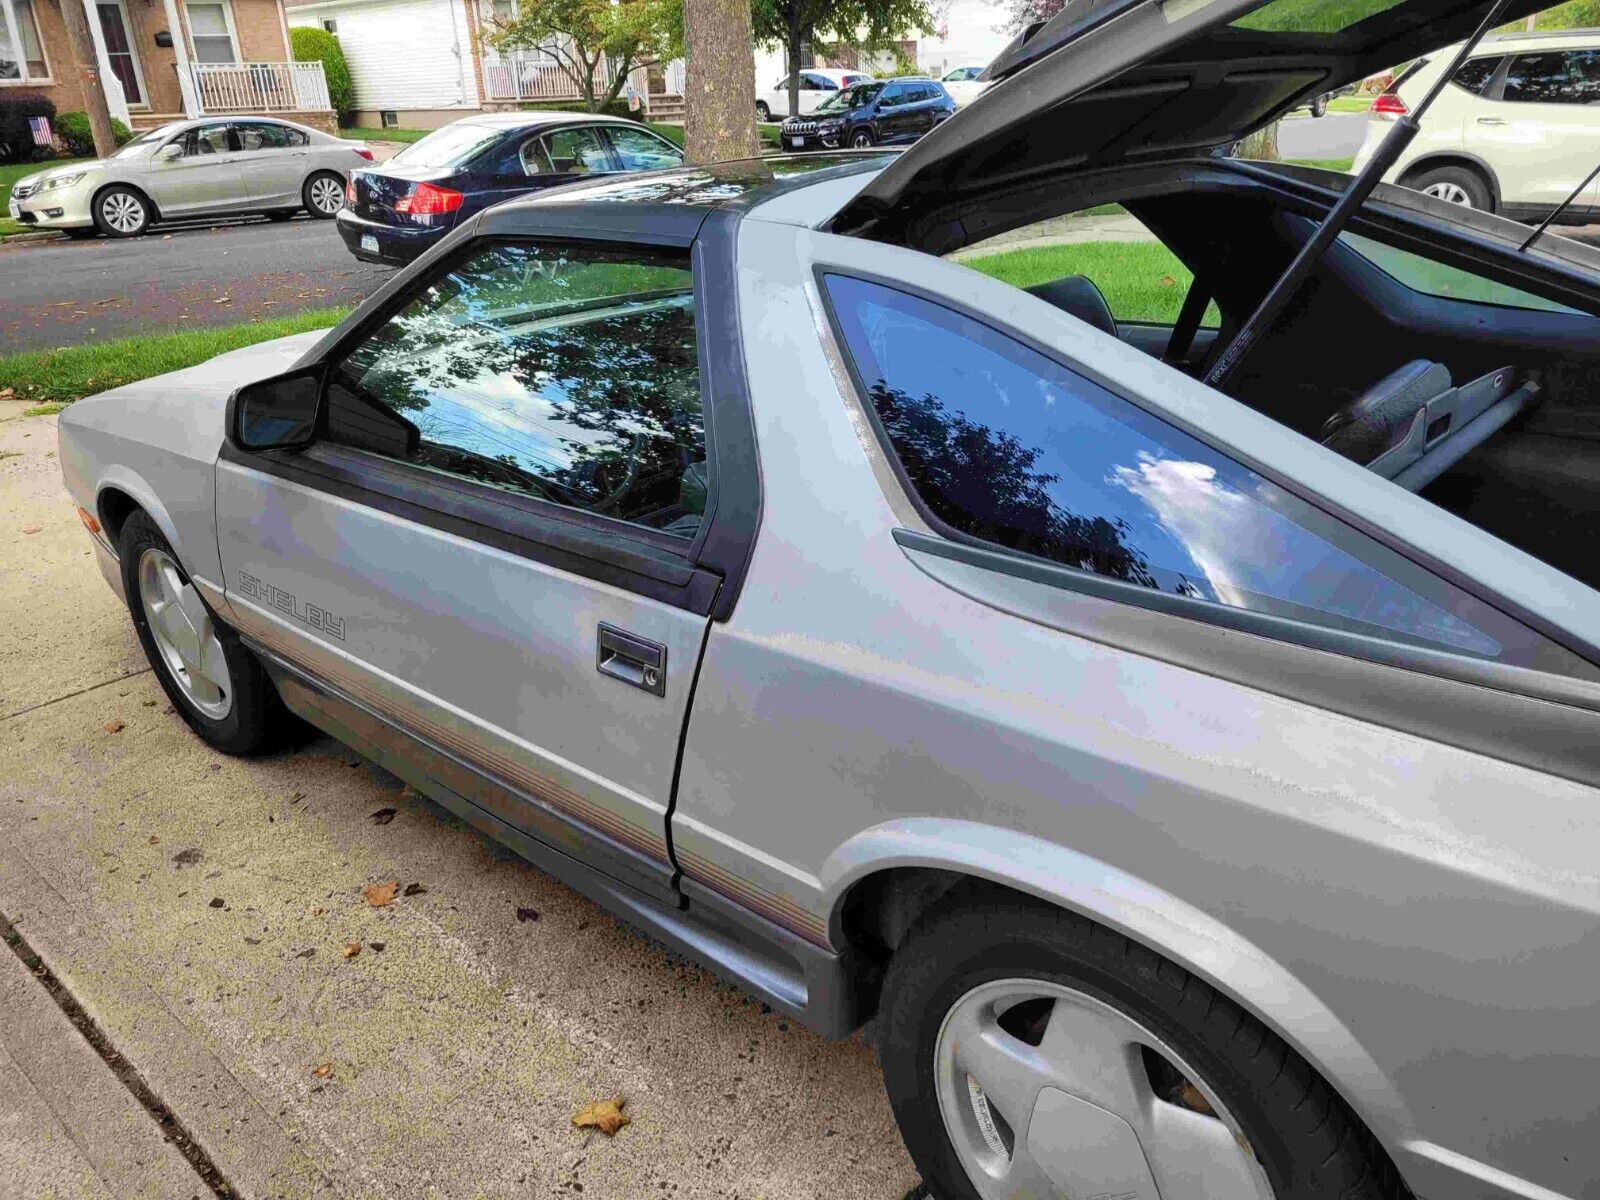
186, 123, 233, 155
326, 241, 708, 539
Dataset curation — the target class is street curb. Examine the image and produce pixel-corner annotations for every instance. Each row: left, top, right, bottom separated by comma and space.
0, 230, 66, 245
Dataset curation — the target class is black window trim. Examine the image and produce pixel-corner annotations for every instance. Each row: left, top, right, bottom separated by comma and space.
812, 262, 1600, 697
221, 223, 761, 619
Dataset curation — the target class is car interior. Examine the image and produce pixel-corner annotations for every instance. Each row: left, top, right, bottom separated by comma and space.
934, 164, 1600, 591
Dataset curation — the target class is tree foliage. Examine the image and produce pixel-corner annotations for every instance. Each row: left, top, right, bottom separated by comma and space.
751, 0, 934, 115
290, 27, 356, 124
487, 0, 684, 113
995, 0, 1064, 34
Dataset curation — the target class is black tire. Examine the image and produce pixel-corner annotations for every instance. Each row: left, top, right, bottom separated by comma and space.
1311, 93, 1329, 117
850, 128, 875, 149
119, 510, 287, 756
92, 185, 152, 238
65, 227, 99, 240
303, 171, 346, 219
879, 889, 1404, 1200
1404, 164, 1493, 212
264, 209, 296, 222
755, 101, 771, 122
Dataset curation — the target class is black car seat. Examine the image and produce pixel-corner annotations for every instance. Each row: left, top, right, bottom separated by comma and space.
1025, 275, 1119, 338
1319, 359, 1452, 464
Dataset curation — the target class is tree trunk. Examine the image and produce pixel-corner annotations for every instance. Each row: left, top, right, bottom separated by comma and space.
57, 0, 118, 158
1236, 120, 1279, 161
684, 0, 761, 162
786, 26, 802, 120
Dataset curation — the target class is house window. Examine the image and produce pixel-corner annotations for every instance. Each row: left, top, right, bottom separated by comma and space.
0, 0, 50, 82
186, 2, 238, 64
321, 17, 337, 31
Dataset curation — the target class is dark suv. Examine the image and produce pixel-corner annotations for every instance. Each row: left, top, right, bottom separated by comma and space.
778, 78, 955, 151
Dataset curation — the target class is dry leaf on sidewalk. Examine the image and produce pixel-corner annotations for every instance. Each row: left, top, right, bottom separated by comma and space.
516, 907, 539, 923
363, 881, 398, 907
104, 719, 125, 733
573, 1097, 630, 1136
342, 941, 362, 958
403, 882, 427, 897
368, 807, 397, 825
311, 1063, 333, 1079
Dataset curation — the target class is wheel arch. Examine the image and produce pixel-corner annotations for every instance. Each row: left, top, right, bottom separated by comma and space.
1397, 152, 1501, 211
90, 179, 162, 224
94, 470, 184, 563
822, 818, 1416, 1161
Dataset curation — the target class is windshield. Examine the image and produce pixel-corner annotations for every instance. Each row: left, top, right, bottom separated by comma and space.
391, 124, 504, 168
114, 124, 184, 159
943, 66, 983, 81
817, 82, 884, 112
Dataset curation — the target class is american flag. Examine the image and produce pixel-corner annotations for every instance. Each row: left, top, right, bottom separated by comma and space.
28, 117, 52, 147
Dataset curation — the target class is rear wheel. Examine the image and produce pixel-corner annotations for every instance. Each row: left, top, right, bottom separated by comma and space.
119, 510, 288, 756
92, 186, 151, 237
1406, 164, 1492, 211
878, 891, 1403, 1200
303, 171, 345, 219
1310, 93, 1329, 117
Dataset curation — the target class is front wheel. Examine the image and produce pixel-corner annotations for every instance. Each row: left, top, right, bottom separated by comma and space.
755, 101, 771, 122
878, 891, 1401, 1200
93, 186, 151, 237
303, 171, 345, 219
850, 128, 875, 149
1311, 93, 1329, 117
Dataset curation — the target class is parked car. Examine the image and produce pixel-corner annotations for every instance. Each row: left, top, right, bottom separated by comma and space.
1354, 28, 1600, 218
939, 63, 992, 106
779, 78, 955, 151
57, 0, 1600, 1197
6, 117, 372, 239
336, 112, 684, 265
755, 68, 873, 121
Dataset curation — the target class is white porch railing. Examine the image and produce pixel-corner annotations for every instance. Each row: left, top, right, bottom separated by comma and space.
183, 61, 332, 113
661, 59, 685, 96
481, 48, 605, 103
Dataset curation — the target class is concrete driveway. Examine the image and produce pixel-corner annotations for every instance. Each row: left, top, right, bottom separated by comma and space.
0, 398, 920, 1199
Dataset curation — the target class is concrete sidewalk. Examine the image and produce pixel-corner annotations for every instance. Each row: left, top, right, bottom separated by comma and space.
0, 398, 919, 1199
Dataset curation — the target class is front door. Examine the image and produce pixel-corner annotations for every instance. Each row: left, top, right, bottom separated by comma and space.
1474, 48, 1600, 208
214, 236, 720, 897
97, 0, 144, 106
142, 122, 246, 214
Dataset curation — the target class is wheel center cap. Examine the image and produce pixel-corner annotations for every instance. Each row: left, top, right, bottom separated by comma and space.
1026, 1087, 1157, 1200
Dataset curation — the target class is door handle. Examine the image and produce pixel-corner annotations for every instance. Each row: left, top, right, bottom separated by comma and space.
596, 623, 666, 696
1476, 117, 1508, 126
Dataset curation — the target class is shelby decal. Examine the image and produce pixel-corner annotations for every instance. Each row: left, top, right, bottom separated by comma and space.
238, 572, 346, 641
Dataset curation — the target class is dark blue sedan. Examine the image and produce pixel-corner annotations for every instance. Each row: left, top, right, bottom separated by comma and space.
336, 113, 684, 265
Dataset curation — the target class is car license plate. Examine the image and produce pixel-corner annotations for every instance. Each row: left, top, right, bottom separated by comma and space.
361, 234, 379, 254
789, 137, 803, 149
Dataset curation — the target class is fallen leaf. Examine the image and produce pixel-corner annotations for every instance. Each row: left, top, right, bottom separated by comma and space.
369, 941, 386, 952
1159, 274, 1177, 287
243, 936, 261, 945
368, 807, 397, 825
147, 835, 160, 845
342, 942, 362, 958
104, 719, 124, 733
311, 1062, 332, 1079
573, 1097, 630, 1136
402, 882, 427, 897
208, 897, 224, 909
516, 907, 539, 923
214, 296, 233, 304
363, 881, 398, 908
173, 848, 202, 867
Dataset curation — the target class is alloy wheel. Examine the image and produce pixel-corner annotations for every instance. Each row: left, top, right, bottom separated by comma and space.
1422, 181, 1473, 207
138, 548, 232, 719
934, 978, 1276, 1200
851, 131, 873, 149
101, 192, 145, 233
309, 176, 345, 215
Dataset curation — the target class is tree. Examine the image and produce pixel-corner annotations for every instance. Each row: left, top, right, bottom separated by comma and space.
290, 27, 355, 126
751, 0, 934, 119
996, 0, 1064, 34
54, 0, 118, 158
1235, 121, 1279, 161
684, 0, 762, 161
487, 0, 683, 113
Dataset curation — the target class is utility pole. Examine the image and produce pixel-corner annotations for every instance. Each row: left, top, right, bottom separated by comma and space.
683, 0, 761, 163
55, 0, 118, 158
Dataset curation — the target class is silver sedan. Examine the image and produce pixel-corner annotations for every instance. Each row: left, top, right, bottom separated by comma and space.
7, 117, 372, 238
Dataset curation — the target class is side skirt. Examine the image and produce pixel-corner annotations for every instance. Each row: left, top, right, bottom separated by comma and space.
256, 645, 862, 1039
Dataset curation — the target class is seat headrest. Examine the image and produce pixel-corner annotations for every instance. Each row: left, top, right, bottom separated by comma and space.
1320, 359, 1453, 464
1025, 275, 1118, 338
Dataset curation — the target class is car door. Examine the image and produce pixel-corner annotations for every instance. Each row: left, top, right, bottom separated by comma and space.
232, 121, 309, 207
139, 123, 247, 214
214, 235, 728, 899
538, 125, 618, 178
875, 83, 915, 142
1477, 48, 1600, 209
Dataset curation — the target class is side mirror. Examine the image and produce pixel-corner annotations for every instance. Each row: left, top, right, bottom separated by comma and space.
155, 142, 182, 162
227, 366, 325, 453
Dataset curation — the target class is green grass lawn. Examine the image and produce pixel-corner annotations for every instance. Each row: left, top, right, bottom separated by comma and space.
1, 157, 90, 239
1327, 95, 1372, 114
1286, 156, 1355, 172
0, 309, 349, 411
341, 126, 432, 143
962, 241, 1219, 325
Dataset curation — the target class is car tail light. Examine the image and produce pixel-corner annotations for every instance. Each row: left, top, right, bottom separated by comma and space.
1371, 92, 1408, 117
345, 177, 357, 205
355, 148, 375, 161
394, 182, 465, 216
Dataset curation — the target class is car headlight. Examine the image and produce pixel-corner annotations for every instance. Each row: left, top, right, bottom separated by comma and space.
817, 120, 843, 132
43, 173, 87, 191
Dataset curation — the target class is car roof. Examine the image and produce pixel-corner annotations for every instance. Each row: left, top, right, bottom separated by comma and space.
446, 111, 628, 130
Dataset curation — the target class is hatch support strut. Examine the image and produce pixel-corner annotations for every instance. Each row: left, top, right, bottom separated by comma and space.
1203, 0, 1518, 391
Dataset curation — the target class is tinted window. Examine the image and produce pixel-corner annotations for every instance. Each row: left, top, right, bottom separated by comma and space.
825, 274, 1499, 655
1340, 233, 1585, 314
544, 126, 611, 173
606, 125, 683, 170
880, 84, 909, 106
235, 122, 303, 150
1502, 50, 1600, 104
817, 81, 883, 111
1451, 55, 1502, 96
518, 136, 554, 175
329, 243, 706, 539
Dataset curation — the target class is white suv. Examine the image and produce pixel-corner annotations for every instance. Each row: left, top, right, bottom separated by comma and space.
755, 68, 874, 121
1354, 29, 1600, 221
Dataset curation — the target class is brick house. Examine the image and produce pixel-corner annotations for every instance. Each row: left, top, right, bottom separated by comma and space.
1, 0, 335, 135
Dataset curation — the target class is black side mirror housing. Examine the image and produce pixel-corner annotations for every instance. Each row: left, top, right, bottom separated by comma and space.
227, 365, 326, 453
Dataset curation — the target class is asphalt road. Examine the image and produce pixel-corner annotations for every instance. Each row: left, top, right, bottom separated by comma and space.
1278, 111, 1371, 162
0, 214, 395, 355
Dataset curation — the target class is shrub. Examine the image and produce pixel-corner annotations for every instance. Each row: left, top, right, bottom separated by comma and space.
0, 94, 56, 166
290, 27, 355, 124
55, 111, 133, 157
519, 98, 638, 119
